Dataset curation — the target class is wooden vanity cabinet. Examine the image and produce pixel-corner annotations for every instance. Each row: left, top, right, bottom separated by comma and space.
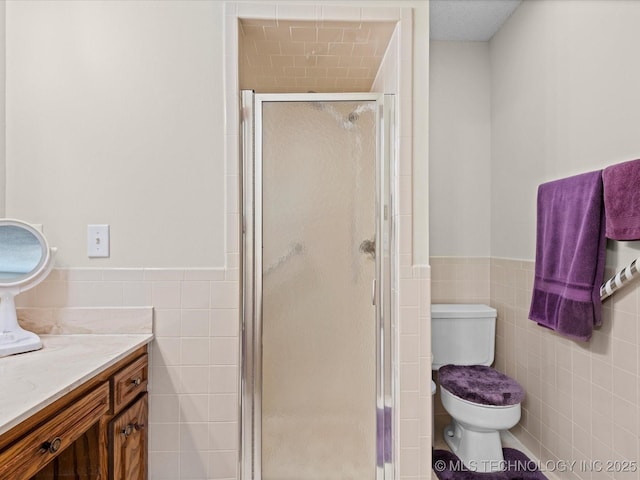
0, 345, 149, 480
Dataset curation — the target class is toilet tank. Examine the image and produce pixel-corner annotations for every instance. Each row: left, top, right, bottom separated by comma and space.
431, 304, 497, 370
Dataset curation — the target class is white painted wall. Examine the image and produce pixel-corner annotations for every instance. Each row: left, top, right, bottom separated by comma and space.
0, 0, 5, 217
429, 41, 491, 257
5, 0, 225, 267
490, 0, 640, 261
4, 0, 431, 268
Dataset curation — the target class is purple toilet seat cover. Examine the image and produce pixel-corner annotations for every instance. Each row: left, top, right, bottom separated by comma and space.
438, 364, 525, 406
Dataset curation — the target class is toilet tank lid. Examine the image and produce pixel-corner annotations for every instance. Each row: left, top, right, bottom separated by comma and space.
431, 304, 496, 319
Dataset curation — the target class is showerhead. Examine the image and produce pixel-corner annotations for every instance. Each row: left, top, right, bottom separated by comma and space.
306, 100, 375, 129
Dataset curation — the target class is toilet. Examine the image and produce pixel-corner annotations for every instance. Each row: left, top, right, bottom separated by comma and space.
431, 304, 525, 473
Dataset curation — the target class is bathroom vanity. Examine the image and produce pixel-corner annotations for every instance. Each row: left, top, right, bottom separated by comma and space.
0, 334, 152, 480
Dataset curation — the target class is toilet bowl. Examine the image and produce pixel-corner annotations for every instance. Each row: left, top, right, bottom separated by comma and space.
431, 305, 525, 473
438, 363, 524, 472
440, 383, 521, 472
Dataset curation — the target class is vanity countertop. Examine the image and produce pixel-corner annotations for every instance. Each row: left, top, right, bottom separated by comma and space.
0, 333, 153, 436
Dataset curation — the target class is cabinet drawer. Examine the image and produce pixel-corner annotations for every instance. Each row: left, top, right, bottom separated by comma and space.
0, 382, 109, 480
112, 354, 148, 413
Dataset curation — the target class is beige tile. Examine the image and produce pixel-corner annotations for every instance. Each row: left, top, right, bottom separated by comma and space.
612, 367, 638, 404
152, 281, 181, 308
149, 394, 179, 424
400, 419, 420, 447
179, 394, 209, 423
327, 42, 353, 56
399, 363, 420, 391
592, 357, 613, 390
290, 26, 316, 42
153, 337, 181, 366
399, 390, 420, 419
399, 335, 419, 363
180, 422, 209, 451
180, 366, 209, 395
279, 41, 305, 55
210, 309, 239, 337
210, 281, 239, 309
67, 281, 123, 307
613, 395, 639, 438
150, 366, 181, 395
327, 67, 348, 77
612, 338, 638, 375
181, 309, 210, 337
149, 423, 180, 451
209, 366, 238, 394
154, 309, 181, 337
400, 306, 419, 335
144, 269, 185, 281
123, 281, 152, 306
180, 450, 209, 478
263, 26, 290, 42
209, 394, 238, 422
209, 422, 238, 451
181, 338, 210, 366
209, 337, 238, 365
399, 447, 420, 477
209, 451, 237, 479
181, 281, 211, 309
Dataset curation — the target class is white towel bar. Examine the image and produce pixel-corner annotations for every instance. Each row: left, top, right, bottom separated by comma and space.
600, 258, 640, 301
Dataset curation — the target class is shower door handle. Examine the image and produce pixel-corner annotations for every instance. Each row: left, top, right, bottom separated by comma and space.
372, 279, 376, 306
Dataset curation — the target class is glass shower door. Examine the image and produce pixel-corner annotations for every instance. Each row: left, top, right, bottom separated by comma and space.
261, 99, 376, 480
241, 92, 394, 480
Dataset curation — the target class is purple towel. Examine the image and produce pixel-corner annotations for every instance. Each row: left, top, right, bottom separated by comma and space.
603, 158, 640, 240
528, 170, 607, 341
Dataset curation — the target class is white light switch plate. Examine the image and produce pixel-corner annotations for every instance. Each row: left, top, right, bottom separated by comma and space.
88, 224, 110, 258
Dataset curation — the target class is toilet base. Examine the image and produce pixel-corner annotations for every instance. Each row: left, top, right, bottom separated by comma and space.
443, 420, 505, 473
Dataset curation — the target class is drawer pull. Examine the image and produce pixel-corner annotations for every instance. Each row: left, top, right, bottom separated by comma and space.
122, 421, 145, 437
131, 377, 142, 386
40, 437, 62, 454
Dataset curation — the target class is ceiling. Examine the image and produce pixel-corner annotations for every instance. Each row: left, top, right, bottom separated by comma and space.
430, 0, 522, 41
239, 1, 522, 93
239, 19, 396, 93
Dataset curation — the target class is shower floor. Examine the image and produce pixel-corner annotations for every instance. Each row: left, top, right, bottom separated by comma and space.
261, 414, 375, 480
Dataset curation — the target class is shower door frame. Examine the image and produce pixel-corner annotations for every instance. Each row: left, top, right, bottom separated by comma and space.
240, 91, 395, 480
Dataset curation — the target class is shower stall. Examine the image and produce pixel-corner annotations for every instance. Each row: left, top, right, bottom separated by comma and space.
241, 92, 394, 480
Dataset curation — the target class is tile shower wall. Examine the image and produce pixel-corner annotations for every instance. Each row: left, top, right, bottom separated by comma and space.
431, 256, 640, 480
16, 267, 240, 480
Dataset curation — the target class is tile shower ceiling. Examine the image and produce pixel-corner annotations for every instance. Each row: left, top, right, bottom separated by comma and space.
239, 19, 397, 93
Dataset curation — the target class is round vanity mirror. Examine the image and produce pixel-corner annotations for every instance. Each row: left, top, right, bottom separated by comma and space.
0, 219, 57, 357
0, 221, 49, 284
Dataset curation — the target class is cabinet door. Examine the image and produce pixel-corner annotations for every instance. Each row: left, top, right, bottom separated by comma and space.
31, 423, 101, 479
110, 394, 147, 480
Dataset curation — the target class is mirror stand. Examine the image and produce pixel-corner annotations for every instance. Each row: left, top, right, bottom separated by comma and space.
0, 219, 57, 357
0, 289, 42, 356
